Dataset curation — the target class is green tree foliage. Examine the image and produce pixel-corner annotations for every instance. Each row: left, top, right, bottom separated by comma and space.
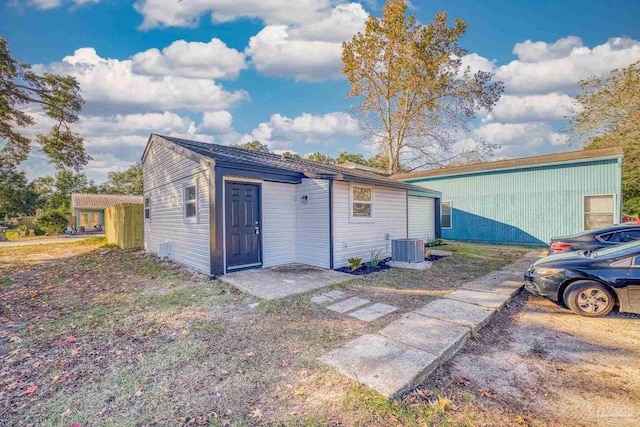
36, 210, 69, 234
0, 167, 35, 217
281, 151, 301, 159
0, 37, 90, 171
231, 140, 271, 152
570, 61, 640, 215
342, 0, 503, 174
336, 152, 368, 165
305, 152, 336, 164
32, 170, 98, 213
100, 163, 143, 195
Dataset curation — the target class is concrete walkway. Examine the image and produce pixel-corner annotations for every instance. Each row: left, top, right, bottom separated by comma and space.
318, 251, 540, 398
0, 234, 104, 247
223, 263, 352, 299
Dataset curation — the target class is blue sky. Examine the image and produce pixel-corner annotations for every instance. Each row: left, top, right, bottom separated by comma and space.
2, 0, 640, 182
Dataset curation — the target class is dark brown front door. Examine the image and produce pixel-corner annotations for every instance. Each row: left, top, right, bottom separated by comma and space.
225, 182, 261, 270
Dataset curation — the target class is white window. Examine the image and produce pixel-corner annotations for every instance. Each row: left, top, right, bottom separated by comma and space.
144, 196, 151, 221
441, 201, 452, 229
184, 184, 197, 222
351, 184, 373, 220
584, 195, 614, 230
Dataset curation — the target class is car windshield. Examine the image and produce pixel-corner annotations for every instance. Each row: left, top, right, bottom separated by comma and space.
592, 240, 640, 258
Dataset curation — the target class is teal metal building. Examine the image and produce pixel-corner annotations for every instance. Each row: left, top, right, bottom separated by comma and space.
395, 148, 623, 246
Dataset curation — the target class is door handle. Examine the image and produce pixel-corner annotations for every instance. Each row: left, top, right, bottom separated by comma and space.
255, 226, 260, 235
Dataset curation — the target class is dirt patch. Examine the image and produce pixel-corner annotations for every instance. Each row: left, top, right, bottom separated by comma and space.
419, 292, 640, 427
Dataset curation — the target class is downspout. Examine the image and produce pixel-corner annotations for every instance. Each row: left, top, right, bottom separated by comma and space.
329, 179, 334, 270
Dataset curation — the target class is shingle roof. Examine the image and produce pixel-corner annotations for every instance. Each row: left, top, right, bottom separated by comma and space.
71, 193, 143, 209
392, 147, 624, 181
150, 134, 439, 195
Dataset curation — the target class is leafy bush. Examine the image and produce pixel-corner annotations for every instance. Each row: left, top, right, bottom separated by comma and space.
347, 257, 363, 271
37, 211, 69, 234
34, 227, 46, 236
17, 225, 28, 237
369, 249, 383, 268
425, 235, 444, 247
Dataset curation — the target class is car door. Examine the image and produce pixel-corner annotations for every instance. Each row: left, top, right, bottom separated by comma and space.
627, 256, 640, 310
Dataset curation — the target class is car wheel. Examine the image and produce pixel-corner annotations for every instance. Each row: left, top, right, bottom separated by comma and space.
564, 281, 615, 317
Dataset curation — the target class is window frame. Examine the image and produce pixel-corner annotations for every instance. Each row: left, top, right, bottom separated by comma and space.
183, 183, 198, 223
349, 183, 374, 222
583, 194, 615, 231
441, 201, 452, 229
144, 196, 151, 222
633, 256, 640, 268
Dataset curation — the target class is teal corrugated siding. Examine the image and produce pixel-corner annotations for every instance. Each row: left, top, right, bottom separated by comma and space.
404, 158, 622, 246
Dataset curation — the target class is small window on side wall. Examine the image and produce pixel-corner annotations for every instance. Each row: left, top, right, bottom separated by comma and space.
184, 184, 197, 222
584, 195, 614, 230
441, 201, 452, 229
351, 185, 373, 220
144, 196, 151, 221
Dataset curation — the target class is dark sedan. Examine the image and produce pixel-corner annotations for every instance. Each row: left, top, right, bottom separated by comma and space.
548, 224, 640, 254
525, 240, 640, 316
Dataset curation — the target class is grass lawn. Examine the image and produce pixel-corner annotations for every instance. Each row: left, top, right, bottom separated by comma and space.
1, 239, 537, 426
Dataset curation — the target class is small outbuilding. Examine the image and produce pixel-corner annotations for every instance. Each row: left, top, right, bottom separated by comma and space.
141, 134, 441, 276
71, 193, 143, 232
394, 147, 624, 246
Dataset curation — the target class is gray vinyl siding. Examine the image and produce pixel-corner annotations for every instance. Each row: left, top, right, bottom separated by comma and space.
296, 179, 331, 268
408, 196, 436, 242
332, 181, 407, 268
143, 143, 211, 274
262, 181, 297, 267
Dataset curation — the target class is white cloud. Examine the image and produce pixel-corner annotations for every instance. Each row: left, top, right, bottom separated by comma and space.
133, 0, 337, 29
43, 47, 248, 112
200, 111, 233, 132
289, 3, 368, 43
484, 93, 576, 123
512, 36, 584, 63
467, 122, 567, 157
246, 26, 342, 82
131, 38, 247, 80
18, 108, 216, 181
246, 4, 366, 81
460, 53, 496, 74
495, 37, 640, 94
26, 0, 98, 10
241, 112, 360, 150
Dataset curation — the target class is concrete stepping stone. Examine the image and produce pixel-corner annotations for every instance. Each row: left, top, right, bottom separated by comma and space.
414, 298, 495, 330
378, 313, 469, 360
349, 303, 398, 322
444, 289, 512, 309
310, 289, 350, 305
326, 297, 371, 313
318, 334, 438, 398
462, 279, 524, 295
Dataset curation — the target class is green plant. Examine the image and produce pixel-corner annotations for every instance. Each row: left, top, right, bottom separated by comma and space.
33, 226, 45, 236
36, 210, 69, 234
347, 257, 363, 271
17, 224, 28, 237
369, 249, 382, 268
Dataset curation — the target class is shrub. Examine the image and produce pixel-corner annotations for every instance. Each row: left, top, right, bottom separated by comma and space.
347, 257, 363, 271
33, 227, 46, 236
37, 211, 69, 234
369, 249, 383, 268
17, 225, 28, 237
